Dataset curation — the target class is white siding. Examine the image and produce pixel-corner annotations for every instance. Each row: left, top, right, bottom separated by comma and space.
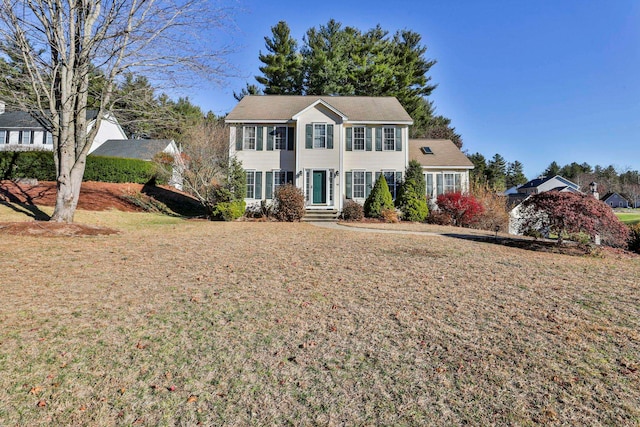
88, 113, 128, 153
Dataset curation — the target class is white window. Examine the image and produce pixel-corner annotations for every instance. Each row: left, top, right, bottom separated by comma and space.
353, 171, 365, 198
383, 127, 395, 151
313, 124, 327, 149
444, 173, 462, 194
0, 130, 6, 144
45, 132, 53, 145
273, 170, 286, 192
274, 126, 287, 150
243, 126, 256, 150
353, 127, 365, 150
246, 171, 256, 199
22, 131, 32, 145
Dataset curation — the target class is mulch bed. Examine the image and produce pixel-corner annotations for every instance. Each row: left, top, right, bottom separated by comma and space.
0, 221, 119, 237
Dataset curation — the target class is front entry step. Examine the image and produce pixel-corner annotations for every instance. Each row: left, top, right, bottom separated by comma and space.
302, 209, 340, 222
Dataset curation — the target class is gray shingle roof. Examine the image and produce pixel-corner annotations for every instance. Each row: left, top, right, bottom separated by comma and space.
0, 110, 101, 129
408, 139, 474, 168
90, 139, 174, 161
225, 95, 413, 123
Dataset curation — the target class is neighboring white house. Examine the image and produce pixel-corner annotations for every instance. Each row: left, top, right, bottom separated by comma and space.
507, 175, 581, 235
225, 95, 413, 212
0, 101, 127, 153
408, 139, 474, 201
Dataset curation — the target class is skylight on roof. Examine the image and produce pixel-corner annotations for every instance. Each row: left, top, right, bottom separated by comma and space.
421, 146, 433, 154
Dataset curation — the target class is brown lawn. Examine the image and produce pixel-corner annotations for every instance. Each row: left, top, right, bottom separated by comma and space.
0, 199, 639, 425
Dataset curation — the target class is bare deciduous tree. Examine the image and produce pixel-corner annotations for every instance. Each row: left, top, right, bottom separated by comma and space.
0, 0, 232, 222
155, 119, 243, 219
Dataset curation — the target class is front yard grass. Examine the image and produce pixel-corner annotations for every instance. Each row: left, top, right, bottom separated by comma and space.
1, 209, 639, 425
616, 210, 640, 225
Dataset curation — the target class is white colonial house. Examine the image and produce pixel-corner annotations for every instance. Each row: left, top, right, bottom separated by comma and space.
0, 101, 127, 153
226, 95, 415, 213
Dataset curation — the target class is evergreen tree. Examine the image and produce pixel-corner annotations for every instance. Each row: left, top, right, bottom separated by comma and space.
468, 152, 487, 183
233, 83, 262, 101
253, 19, 460, 147
256, 21, 304, 95
487, 154, 507, 191
396, 160, 428, 221
543, 161, 560, 177
302, 19, 357, 95
364, 174, 394, 218
505, 161, 527, 188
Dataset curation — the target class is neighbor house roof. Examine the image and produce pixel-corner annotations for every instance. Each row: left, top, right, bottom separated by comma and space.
602, 192, 630, 202
90, 139, 175, 161
408, 139, 474, 169
518, 175, 579, 192
225, 95, 413, 123
0, 109, 102, 129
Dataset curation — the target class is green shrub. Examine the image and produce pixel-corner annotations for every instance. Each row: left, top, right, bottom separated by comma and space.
341, 200, 364, 221
0, 151, 56, 180
213, 200, 246, 221
0, 151, 166, 184
273, 184, 305, 221
85, 155, 163, 184
628, 223, 640, 254
396, 183, 428, 222
364, 174, 394, 218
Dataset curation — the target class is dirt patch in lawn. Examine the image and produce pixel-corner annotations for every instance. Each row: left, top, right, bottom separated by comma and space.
0, 221, 119, 237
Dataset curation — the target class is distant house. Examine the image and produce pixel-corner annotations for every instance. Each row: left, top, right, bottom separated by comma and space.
508, 175, 581, 235
601, 192, 630, 208
0, 101, 127, 153
515, 175, 580, 195
90, 139, 182, 189
408, 139, 474, 200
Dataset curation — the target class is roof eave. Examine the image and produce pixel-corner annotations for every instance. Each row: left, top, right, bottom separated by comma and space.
225, 119, 291, 124
292, 99, 348, 120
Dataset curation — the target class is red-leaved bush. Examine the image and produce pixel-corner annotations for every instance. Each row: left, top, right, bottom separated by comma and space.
518, 191, 629, 247
436, 192, 484, 227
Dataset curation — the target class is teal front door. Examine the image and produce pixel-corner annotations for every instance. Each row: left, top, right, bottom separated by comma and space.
312, 170, 326, 204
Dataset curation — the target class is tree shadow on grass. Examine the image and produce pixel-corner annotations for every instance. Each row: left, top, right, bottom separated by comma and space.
442, 233, 589, 257
140, 183, 206, 218
0, 182, 51, 220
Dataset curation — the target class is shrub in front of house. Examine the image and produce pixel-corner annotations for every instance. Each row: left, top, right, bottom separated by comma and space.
341, 200, 364, 221
381, 208, 399, 223
213, 200, 246, 221
396, 181, 428, 222
426, 210, 452, 226
0, 150, 56, 180
85, 156, 163, 184
627, 223, 640, 253
273, 183, 305, 221
470, 180, 509, 232
436, 192, 484, 227
364, 174, 394, 218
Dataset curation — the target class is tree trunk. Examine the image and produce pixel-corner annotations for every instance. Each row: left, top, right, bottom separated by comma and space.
50, 154, 86, 223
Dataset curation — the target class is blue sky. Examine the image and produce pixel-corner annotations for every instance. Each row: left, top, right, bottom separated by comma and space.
189, 0, 640, 179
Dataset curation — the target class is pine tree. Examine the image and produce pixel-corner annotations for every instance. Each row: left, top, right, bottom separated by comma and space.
505, 161, 528, 188
364, 174, 394, 218
256, 21, 304, 95
487, 154, 507, 191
